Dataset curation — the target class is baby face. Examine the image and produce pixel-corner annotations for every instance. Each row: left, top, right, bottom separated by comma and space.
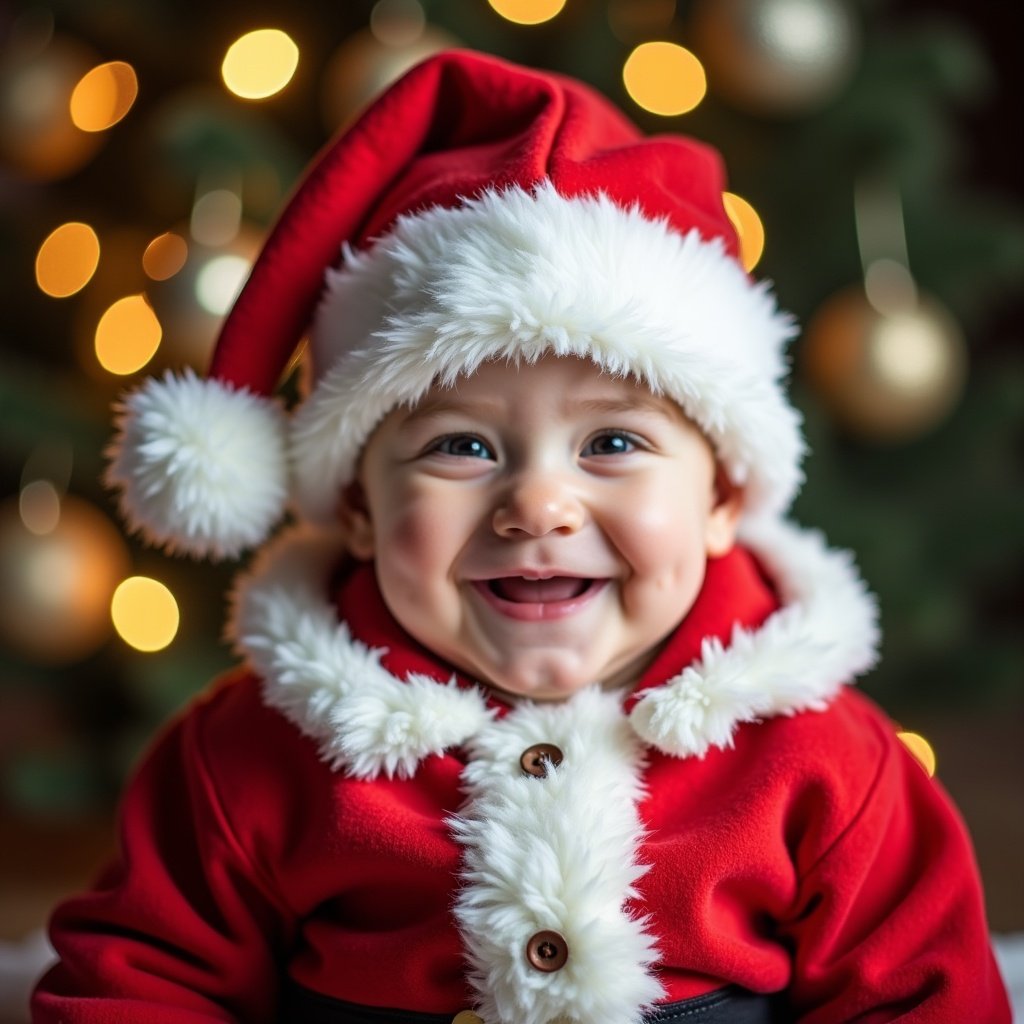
342, 355, 741, 701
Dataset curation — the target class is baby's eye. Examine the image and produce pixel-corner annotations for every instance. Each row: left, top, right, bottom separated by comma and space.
430, 434, 495, 459
582, 431, 639, 456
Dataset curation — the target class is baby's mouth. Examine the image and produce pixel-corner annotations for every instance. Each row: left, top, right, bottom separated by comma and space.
473, 575, 609, 621
486, 576, 594, 603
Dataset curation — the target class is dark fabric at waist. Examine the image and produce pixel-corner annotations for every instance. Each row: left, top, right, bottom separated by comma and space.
280, 979, 788, 1023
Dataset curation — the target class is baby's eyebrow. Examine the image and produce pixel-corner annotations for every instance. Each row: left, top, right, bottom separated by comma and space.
398, 392, 680, 428
569, 395, 679, 419
398, 397, 504, 427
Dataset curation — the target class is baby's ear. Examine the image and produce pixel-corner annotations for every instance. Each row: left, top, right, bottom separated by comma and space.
337, 480, 375, 560
705, 465, 744, 557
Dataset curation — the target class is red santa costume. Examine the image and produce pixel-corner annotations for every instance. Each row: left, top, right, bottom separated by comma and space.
33, 50, 1010, 1024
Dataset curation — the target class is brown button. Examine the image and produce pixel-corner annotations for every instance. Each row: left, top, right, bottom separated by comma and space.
451, 1012, 484, 1024
525, 929, 569, 971
519, 743, 564, 777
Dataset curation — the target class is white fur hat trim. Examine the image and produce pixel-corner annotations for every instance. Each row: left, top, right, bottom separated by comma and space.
293, 182, 804, 523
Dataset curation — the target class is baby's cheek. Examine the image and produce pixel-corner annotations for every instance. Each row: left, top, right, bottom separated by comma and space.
378, 490, 464, 587
388, 510, 439, 560
612, 502, 708, 603
611, 498, 687, 567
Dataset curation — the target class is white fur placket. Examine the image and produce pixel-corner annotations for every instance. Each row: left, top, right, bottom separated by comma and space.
450, 688, 663, 1024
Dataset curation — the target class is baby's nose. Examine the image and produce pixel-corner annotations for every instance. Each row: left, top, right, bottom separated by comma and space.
491, 474, 585, 537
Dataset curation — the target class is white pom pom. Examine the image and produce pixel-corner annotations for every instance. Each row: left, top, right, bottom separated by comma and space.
106, 370, 288, 559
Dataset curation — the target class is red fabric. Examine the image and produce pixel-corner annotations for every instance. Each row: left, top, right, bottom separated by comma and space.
33, 549, 1010, 1022
209, 49, 738, 396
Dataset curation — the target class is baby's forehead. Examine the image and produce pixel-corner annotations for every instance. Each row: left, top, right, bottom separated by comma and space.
406, 353, 679, 416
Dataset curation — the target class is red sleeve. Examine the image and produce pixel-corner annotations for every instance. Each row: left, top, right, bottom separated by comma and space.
780, 705, 1011, 1023
31, 680, 296, 1023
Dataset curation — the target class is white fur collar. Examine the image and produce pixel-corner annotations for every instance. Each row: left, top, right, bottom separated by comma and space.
228, 517, 879, 778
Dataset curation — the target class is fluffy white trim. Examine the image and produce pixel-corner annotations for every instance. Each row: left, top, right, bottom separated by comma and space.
292, 182, 804, 525
629, 517, 881, 758
232, 520, 878, 771
106, 369, 287, 560
228, 525, 493, 778
451, 689, 662, 1023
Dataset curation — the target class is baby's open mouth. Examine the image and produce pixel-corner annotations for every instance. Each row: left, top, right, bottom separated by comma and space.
487, 577, 594, 603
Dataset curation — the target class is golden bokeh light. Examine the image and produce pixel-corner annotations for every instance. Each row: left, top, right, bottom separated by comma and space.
623, 41, 706, 116
69, 61, 138, 132
35, 221, 100, 297
19, 480, 61, 536
897, 731, 936, 777
111, 576, 180, 653
487, 0, 567, 26
94, 294, 162, 375
722, 191, 765, 272
222, 29, 299, 100
142, 231, 188, 281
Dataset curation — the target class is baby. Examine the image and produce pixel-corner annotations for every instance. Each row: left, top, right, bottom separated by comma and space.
33, 50, 1010, 1024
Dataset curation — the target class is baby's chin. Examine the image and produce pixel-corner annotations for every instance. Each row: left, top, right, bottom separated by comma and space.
474, 650, 628, 702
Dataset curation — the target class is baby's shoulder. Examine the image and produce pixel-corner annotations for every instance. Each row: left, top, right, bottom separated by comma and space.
171, 668, 328, 799
747, 687, 909, 797
761, 686, 895, 762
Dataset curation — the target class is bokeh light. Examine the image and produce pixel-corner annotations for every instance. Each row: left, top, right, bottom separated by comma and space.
897, 731, 936, 777
111, 576, 180, 652
623, 41, 706, 116
142, 231, 189, 281
221, 29, 299, 99
195, 254, 252, 315
487, 0, 567, 26
722, 191, 765, 271
870, 307, 954, 395
190, 188, 242, 247
69, 61, 138, 132
94, 294, 162, 375
35, 222, 101, 298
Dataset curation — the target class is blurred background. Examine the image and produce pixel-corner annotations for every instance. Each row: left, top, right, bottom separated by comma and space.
1, 0, 1022, 1014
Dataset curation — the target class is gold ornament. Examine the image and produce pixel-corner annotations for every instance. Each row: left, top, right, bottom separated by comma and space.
801, 286, 968, 441
0, 495, 130, 664
690, 0, 860, 114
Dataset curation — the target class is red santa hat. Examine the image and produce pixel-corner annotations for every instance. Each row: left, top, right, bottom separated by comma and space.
107, 49, 804, 560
